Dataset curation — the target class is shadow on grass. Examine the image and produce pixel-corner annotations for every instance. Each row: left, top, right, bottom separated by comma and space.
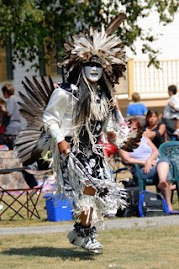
2, 247, 97, 260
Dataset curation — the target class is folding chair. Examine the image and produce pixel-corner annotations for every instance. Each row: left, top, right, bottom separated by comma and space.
0, 168, 47, 220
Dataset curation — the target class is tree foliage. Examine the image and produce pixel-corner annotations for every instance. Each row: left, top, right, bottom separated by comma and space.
0, 0, 178, 70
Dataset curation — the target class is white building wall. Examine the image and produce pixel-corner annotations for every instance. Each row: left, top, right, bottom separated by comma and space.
133, 59, 179, 98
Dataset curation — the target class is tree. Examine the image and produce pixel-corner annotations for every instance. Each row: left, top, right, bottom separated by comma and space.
0, 0, 178, 71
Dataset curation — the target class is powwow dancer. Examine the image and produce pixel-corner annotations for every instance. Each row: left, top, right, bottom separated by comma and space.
15, 13, 141, 254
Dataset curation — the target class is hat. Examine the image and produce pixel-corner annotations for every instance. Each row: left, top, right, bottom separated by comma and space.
58, 13, 127, 86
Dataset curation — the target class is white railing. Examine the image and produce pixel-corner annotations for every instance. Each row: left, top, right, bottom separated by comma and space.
116, 58, 179, 99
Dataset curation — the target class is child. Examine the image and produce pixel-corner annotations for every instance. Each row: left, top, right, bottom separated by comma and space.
126, 92, 147, 116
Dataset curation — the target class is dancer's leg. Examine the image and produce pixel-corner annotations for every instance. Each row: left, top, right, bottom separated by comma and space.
68, 186, 102, 253
80, 186, 95, 226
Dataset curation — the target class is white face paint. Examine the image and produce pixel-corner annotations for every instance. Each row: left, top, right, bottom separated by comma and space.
83, 64, 103, 83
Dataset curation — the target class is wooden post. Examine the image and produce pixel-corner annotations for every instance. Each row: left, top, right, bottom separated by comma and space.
127, 58, 134, 99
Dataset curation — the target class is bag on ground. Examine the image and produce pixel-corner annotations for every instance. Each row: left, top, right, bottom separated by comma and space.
138, 190, 169, 217
116, 186, 140, 217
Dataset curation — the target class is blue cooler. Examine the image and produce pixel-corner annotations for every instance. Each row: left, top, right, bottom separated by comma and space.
44, 193, 73, 222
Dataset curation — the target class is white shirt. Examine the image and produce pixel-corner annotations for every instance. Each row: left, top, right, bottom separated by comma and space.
163, 94, 179, 119
43, 85, 129, 148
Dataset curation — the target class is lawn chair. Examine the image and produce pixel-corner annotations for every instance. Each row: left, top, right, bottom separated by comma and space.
134, 141, 179, 203
0, 150, 50, 220
133, 164, 158, 191
0, 166, 50, 220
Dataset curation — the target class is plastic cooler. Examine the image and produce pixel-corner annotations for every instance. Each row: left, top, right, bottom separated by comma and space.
43, 193, 73, 222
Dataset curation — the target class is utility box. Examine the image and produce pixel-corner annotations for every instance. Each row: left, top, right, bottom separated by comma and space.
44, 193, 73, 222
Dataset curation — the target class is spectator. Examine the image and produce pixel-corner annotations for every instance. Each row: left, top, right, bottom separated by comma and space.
119, 117, 174, 213
0, 98, 10, 145
1, 83, 21, 149
126, 92, 147, 116
143, 110, 167, 148
163, 85, 179, 138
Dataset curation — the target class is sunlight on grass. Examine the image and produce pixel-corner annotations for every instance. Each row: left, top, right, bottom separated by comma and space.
0, 226, 179, 269
0, 189, 179, 269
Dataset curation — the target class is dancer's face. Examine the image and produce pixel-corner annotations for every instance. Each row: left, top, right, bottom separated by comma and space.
83, 62, 103, 83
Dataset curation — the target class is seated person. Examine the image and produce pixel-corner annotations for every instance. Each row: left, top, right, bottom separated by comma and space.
118, 117, 174, 213
143, 110, 167, 148
126, 92, 147, 116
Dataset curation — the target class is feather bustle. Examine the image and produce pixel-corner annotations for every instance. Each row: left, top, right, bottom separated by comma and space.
16, 77, 55, 164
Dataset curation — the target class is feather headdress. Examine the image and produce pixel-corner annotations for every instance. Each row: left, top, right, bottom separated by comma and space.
58, 13, 126, 86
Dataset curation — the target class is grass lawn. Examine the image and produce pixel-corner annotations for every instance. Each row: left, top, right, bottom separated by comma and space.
0, 182, 179, 269
0, 226, 179, 269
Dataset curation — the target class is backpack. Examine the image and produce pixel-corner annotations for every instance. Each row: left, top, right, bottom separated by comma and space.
138, 191, 169, 217
116, 186, 140, 217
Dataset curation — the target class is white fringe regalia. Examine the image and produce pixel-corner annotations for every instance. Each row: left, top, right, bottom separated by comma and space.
43, 83, 130, 226
42, 16, 134, 226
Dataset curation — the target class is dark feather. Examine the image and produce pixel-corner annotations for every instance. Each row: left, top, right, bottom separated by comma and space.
121, 131, 142, 152
18, 144, 37, 159
17, 132, 51, 164
48, 76, 55, 94
15, 134, 41, 145
18, 93, 43, 115
19, 114, 43, 129
16, 76, 55, 164
32, 76, 48, 104
18, 128, 42, 136
18, 103, 37, 117
16, 140, 39, 152
24, 77, 46, 107
105, 13, 126, 36
41, 76, 55, 97
19, 152, 36, 164
21, 81, 43, 107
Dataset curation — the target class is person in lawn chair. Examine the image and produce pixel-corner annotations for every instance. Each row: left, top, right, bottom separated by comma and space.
15, 13, 141, 254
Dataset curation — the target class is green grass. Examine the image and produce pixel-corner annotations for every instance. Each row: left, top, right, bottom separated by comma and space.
0, 226, 179, 269
0, 189, 179, 269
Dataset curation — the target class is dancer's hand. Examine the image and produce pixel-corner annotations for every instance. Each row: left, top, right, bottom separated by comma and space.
83, 186, 96, 196
58, 140, 71, 155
